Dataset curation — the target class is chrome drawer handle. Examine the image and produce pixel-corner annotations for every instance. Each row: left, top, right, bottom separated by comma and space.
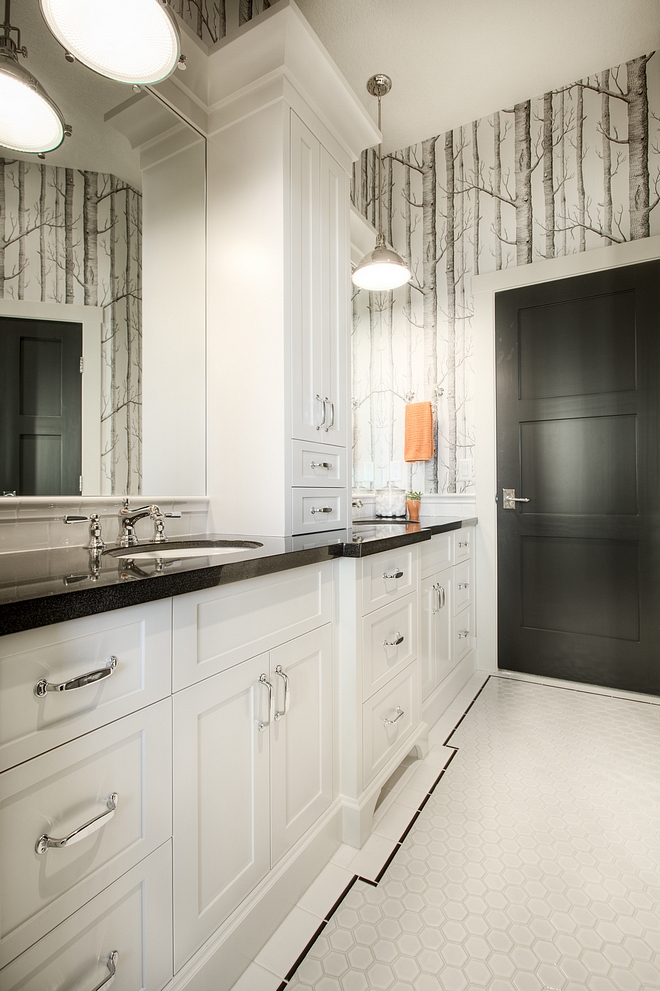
458, 630, 470, 639
34, 656, 118, 698
458, 582, 469, 590
310, 461, 332, 469
274, 664, 290, 721
325, 397, 335, 432
36, 793, 118, 855
258, 674, 273, 732
90, 951, 118, 991
311, 506, 333, 514
383, 633, 404, 647
315, 395, 327, 430
432, 583, 445, 611
383, 569, 403, 580
458, 540, 469, 548
384, 706, 404, 726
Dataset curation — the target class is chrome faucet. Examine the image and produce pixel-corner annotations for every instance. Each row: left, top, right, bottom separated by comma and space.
119, 500, 181, 547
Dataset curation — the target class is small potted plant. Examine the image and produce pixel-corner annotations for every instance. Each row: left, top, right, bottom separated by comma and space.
406, 491, 422, 522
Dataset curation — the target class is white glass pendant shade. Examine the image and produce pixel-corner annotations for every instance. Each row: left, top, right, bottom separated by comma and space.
0, 53, 65, 152
352, 241, 412, 291
40, 0, 181, 85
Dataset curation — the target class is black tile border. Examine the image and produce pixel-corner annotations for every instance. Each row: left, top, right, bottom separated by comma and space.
274, 675, 491, 987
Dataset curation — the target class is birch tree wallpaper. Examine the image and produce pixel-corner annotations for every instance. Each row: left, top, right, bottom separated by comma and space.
169, 0, 279, 44
352, 53, 660, 497
0, 159, 142, 495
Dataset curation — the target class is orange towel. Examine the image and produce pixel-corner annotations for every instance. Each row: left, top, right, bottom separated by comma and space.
404, 401, 434, 462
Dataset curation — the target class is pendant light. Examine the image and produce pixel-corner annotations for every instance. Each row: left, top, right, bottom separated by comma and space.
39, 0, 184, 86
352, 74, 411, 292
0, 0, 68, 154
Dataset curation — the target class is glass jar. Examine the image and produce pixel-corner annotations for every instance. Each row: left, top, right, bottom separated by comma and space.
375, 484, 407, 517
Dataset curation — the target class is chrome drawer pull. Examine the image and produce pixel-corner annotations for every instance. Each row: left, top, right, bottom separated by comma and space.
382, 632, 404, 647
383, 569, 403, 580
274, 664, 290, 720
458, 629, 470, 639
258, 674, 274, 732
432, 583, 445, 611
384, 706, 404, 726
315, 395, 327, 430
325, 398, 335, 432
36, 793, 118, 855
90, 951, 118, 991
34, 656, 118, 698
310, 506, 333, 514
458, 540, 469, 548
310, 461, 332, 469
458, 582, 469, 590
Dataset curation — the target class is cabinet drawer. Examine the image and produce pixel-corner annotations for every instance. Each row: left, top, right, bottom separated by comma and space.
292, 487, 347, 533
172, 562, 332, 690
292, 440, 345, 486
453, 527, 473, 563
0, 841, 172, 991
0, 599, 171, 772
362, 661, 419, 787
362, 593, 417, 700
453, 602, 474, 663
0, 698, 172, 967
361, 546, 417, 614
420, 532, 453, 578
454, 559, 473, 614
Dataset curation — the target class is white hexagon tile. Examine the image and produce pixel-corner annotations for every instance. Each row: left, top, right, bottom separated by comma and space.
286, 676, 660, 991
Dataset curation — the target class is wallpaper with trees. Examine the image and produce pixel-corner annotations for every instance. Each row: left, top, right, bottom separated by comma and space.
352, 52, 660, 496
169, 0, 279, 45
0, 159, 142, 495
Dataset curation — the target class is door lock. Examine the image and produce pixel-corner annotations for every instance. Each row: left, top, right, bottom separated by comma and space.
502, 488, 530, 510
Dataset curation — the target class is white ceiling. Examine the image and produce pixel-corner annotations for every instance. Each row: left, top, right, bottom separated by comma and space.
294, 0, 660, 152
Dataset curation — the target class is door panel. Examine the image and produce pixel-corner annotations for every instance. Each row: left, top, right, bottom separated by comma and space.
496, 260, 660, 695
0, 316, 82, 495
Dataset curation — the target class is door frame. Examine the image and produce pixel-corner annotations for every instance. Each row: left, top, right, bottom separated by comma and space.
472, 233, 660, 676
0, 299, 103, 496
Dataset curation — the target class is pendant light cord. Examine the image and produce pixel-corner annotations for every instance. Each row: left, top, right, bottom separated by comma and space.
377, 92, 384, 245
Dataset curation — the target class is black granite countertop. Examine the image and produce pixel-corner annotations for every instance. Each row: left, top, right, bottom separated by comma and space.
0, 517, 476, 635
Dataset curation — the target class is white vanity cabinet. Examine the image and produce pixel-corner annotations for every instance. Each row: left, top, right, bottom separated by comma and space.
170, 563, 335, 971
420, 527, 477, 728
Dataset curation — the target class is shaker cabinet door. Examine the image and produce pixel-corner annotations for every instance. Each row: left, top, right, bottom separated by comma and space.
172, 655, 271, 971
319, 144, 348, 448
421, 570, 454, 701
270, 625, 333, 865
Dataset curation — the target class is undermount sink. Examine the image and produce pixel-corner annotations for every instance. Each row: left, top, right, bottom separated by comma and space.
104, 539, 263, 561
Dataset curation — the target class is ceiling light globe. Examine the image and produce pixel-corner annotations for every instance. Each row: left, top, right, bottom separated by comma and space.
40, 0, 181, 85
352, 244, 412, 291
0, 54, 65, 153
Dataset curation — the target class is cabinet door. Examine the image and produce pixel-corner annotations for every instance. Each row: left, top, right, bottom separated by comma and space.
421, 570, 454, 701
173, 655, 270, 970
270, 626, 332, 865
320, 145, 348, 447
290, 111, 323, 443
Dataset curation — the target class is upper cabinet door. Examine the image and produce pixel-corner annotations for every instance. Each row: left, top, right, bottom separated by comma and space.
320, 146, 348, 448
290, 112, 349, 447
291, 112, 323, 443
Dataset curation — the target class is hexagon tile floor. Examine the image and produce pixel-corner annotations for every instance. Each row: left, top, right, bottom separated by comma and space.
286, 676, 660, 991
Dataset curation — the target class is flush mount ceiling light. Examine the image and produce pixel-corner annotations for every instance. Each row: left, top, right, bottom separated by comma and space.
352, 74, 411, 292
0, 0, 68, 154
39, 0, 183, 85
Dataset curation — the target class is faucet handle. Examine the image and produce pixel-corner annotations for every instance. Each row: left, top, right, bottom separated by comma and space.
152, 510, 181, 543
63, 514, 105, 550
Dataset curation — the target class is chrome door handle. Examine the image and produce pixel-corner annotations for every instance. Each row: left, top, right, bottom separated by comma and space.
432, 582, 445, 611
383, 569, 403, 580
502, 488, 530, 510
274, 665, 290, 721
310, 461, 332, 469
311, 506, 333, 514
324, 398, 335, 432
383, 633, 404, 647
384, 706, 404, 726
36, 793, 118, 854
315, 394, 327, 430
34, 656, 118, 698
90, 951, 118, 991
258, 674, 273, 732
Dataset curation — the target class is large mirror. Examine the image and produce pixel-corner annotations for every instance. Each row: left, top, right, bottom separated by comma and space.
0, 0, 206, 497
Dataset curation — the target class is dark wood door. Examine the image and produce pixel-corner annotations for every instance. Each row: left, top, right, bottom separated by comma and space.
0, 316, 82, 496
496, 260, 660, 696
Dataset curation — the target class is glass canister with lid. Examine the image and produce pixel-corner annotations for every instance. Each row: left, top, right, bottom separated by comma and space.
375, 484, 407, 517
